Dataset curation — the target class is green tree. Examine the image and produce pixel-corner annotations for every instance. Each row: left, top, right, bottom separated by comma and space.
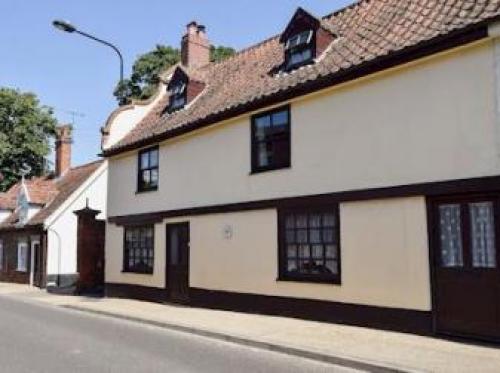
0, 88, 57, 192
210, 45, 236, 63
114, 44, 235, 106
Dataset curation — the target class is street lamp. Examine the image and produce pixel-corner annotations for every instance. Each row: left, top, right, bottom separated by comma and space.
52, 20, 124, 82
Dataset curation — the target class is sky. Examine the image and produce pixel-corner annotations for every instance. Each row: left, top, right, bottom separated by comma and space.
1, 0, 351, 167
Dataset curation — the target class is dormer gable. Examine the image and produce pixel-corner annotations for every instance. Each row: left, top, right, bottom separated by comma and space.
279, 7, 336, 71
166, 66, 206, 113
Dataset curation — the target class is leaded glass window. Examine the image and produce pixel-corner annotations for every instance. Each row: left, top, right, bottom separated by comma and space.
281, 207, 340, 283
470, 202, 496, 268
124, 226, 154, 274
439, 204, 464, 268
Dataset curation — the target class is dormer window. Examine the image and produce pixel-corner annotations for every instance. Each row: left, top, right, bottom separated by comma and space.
167, 66, 206, 113
285, 30, 314, 69
169, 81, 187, 112
279, 8, 336, 73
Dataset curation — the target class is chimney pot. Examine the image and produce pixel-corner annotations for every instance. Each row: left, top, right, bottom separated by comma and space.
55, 124, 72, 177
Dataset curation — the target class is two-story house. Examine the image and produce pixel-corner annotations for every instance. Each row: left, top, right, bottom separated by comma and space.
102, 1, 500, 342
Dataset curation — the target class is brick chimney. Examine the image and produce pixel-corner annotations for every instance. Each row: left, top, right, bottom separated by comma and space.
181, 21, 210, 69
55, 125, 72, 177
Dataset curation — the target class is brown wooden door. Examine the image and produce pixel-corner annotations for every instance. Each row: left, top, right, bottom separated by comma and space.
431, 196, 500, 340
166, 223, 190, 303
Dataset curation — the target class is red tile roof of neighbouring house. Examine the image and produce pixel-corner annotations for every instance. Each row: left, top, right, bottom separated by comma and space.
103, 0, 500, 157
0, 160, 103, 230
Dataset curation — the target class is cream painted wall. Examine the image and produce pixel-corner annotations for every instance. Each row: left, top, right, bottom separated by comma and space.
106, 197, 431, 310
107, 42, 497, 218
0, 210, 11, 224
103, 87, 167, 150
105, 222, 166, 287
46, 163, 108, 276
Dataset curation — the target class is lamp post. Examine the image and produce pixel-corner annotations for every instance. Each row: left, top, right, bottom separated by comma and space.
52, 20, 124, 82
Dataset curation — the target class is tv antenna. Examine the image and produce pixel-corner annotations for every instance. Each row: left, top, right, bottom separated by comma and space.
64, 110, 86, 126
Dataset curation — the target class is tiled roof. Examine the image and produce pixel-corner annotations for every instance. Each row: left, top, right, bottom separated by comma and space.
104, 0, 500, 156
0, 160, 103, 229
0, 178, 58, 210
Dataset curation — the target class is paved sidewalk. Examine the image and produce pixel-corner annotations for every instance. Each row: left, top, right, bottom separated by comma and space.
2, 283, 500, 373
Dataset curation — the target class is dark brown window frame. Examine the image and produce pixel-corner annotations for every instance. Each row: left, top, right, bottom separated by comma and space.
278, 203, 341, 284
137, 146, 159, 193
123, 225, 155, 275
168, 80, 187, 113
284, 29, 316, 71
251, 105, 291, 174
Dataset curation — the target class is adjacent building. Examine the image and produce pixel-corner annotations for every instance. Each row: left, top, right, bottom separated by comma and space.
102, 1, 500, 342
0, 125, 107, 293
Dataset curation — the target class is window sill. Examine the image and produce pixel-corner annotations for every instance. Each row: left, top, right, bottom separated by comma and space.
276, 276, 341, 285
136, 188, 158, 195
250, 165, 291, 175
121, 270, 154, 275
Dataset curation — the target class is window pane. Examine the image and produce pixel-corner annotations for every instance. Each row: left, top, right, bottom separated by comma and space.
312, 245, 323, 259
257, 142, 271, 167
272, 111, 288, 127
299, 245, 310, 258
141, 152, 149, 169
285, 215, 295, 229
150, 150, 159, 167
439, 204, 464, 268
285, 229, 295, 243
287, 245, 297, 258
297, 229, 308, 244
287, 260, 297, 272
325, 245, 337, 259
142, 170, 151, 186
322, 229, 334, 244
309, 229, 321, 244
150, 169, 159, 187
470, 202, 496, 268
298, 259, 310, 274
325, 260, 338, 275
296, 214, 307, 228
169, 228, 179, 265
323, 213, 336, 227
309, 214, 321, 228
255, 116, 271, 130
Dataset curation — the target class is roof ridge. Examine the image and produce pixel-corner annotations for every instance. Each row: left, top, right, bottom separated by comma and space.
68, 159, 103, 172
322, 0, 366, 20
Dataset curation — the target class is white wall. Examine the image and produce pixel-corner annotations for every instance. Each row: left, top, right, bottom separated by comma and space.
107, 41, 497, 218
106, 197, 431, 310
0, 210, 11, 224
46, 163, 108, 276
103, 87, 167, 150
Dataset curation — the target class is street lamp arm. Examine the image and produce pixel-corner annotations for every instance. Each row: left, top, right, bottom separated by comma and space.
75, 30, 124, 82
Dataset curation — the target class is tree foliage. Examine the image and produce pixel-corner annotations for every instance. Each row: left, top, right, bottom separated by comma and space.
0, 88, 57, 192
114, 44, 235, 106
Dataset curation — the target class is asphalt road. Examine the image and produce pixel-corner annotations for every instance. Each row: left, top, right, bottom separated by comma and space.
0, 294, 359, 373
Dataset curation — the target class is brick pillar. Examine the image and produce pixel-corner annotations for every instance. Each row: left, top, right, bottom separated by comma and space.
74, 205, 105, 294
